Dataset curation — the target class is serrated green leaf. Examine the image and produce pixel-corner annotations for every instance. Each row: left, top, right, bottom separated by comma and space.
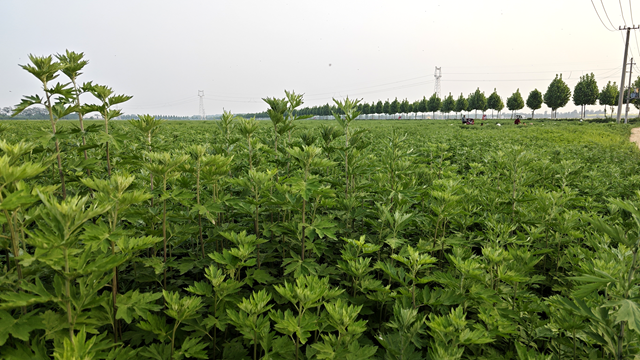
0, 310, 43, 346
116, 290, 162, 324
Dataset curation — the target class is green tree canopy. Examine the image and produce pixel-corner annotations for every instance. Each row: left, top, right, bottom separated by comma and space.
361, 102, 370, 115
390, 98, 400, 115
526, 89, 543, 119
382, 99, 390, 115
630, 76, 640, 110
418, 96, 428, 113
543, 74, 571, 118
412, 100, 420, 118
468, 88, 487, 118
599, 81, 619, 118
375, 100, 383, 114
455, 93, 468, 117
506, 89, 525, 118
399, 99, 410, 114
440, 93, 455, 118
494, 95, 504, 118
486, 89, 503, 119
427, 93, 442, 119
572, 73, 599, 119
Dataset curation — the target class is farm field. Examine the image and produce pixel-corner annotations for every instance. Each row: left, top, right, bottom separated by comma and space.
2, 115, 640, 359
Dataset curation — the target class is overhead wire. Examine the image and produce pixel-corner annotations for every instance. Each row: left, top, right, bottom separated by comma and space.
125, 96, 198, 109
619, 0, 628, 25
306, 75, 432, 97
205, 96, 260, 103
307, 80, 436, 101
592, 0, 617, 30
629, 0, 640, 73
308, 67, 620, 100
618, 0, 635, 68
444, 67, 617, 75
601, 0, 619, 29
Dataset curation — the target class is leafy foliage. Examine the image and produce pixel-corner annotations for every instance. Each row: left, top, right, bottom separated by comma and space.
4, 52, 640, 359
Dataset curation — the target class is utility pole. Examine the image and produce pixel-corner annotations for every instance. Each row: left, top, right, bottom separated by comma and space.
617, 26, 639, 123
198, 90, 205, 120
626, 58, 635, 124
433, 67, 442, 99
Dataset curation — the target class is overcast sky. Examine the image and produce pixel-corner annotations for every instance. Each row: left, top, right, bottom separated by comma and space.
1, 0, 637, 116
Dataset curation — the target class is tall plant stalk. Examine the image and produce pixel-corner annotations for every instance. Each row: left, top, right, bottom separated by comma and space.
86, 84, 132, 177
129, 114, 165, 206
144, 152, 189, 290
56, 50, 90, 165
332, 96, 361, 197
12, 55, 76, 198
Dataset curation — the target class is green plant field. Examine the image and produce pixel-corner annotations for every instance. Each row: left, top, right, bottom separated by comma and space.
2, 115, 640, 360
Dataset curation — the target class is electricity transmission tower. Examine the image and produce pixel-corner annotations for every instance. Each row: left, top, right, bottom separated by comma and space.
434, 67, 442, 98
198, 90, 205, 120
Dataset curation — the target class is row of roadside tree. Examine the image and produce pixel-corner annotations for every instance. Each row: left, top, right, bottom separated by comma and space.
243, 74, 637, 120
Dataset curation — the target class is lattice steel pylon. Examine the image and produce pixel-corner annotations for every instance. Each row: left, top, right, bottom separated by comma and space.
198, 90, 205, 120
433, 67, 442, 98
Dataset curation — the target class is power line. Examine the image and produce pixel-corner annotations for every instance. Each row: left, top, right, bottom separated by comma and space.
125, 97, 198, 110
592, 0, 617, 30
601, 0, 619, 29
631, 0, 640, 68
307, 80, 436, 101
619, 0, 628, 25
204, 96, 260, 103
306, 75, 432, 97
445, 67, 617, 75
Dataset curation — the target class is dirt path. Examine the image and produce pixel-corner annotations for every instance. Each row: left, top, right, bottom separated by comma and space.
632, 128, 640, 149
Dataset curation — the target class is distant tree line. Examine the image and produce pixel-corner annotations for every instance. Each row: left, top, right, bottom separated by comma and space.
236, 75, 640, 120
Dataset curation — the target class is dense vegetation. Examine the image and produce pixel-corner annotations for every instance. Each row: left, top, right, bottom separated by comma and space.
3, 111, 640, 359
5, 52, 640, 360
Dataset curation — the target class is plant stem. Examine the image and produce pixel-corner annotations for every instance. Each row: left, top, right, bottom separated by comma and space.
255, 194, 261, 269
70, 77, 89, 165
105, 132, 111, 176
64, 248, 74, 345
2, 208, 22, 282
254, 331, 257, 360
111, 240, 119, 342
43, 83, 66, 198
573, 329, 576, 360
171, 322, 180, 359
618, 321, 625, 360
197, 159, 205, 259
345, 124, 349, 197
163, 176, 168, 291
301, 198, 306, 261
